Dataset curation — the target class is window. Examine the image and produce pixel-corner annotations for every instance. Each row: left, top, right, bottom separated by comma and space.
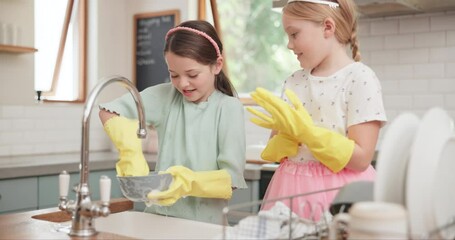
216, 0, 300, 96
34, 0, 86, 102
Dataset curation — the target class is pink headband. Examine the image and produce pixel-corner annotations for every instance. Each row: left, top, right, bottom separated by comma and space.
165, 26, 222, 58
288, 0, 339, 8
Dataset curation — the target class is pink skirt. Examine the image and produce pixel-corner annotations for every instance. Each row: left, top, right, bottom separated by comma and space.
261, 159, 375, 221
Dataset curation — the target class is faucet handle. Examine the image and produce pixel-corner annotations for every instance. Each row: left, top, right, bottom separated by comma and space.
59, 171, 70, 198
99, 175, 111, 203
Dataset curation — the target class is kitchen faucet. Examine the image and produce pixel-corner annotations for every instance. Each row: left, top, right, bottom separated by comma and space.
58, 76, 147, 236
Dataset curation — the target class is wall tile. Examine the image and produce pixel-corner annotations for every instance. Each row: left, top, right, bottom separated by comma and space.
429, 79, 455, 93
448, 31, 455, 45
431, 15, 455, 31
358, 21, 371, 37
413, 63, 445, 79
399, 79, 429, 93
384, 64, 414, 80
370, 50, 399, 64
446, 94, 455, 108
413, 94, 445, 109
383, 95, 413, 109
380, 80, 400, 94
398, 48, 429, 64
384, 34, 414, 49
361, 36, 384, 51
399, 17, 430, 33
371, 19, 399, 36
447, 63, 455, 77
415, 31, 446, 47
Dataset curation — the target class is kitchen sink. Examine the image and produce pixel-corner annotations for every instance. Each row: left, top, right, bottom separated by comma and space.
34, 211, 226, 239
95, 211, 225, 239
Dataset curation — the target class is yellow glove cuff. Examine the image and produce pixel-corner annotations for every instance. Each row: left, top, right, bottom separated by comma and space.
103, 116, 149, 176
307, 128, 355, 173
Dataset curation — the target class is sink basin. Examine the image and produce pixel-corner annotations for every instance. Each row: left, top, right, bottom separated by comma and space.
32, 199, 226, 238
36, 211, 227, 239
95, 211, 225, 239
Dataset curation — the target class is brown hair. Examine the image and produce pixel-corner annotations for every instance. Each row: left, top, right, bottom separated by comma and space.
283, 0, 361, 61
164, 20, 237, 97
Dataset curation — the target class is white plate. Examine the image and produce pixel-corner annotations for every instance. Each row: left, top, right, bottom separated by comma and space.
374, 112, 420, 205
406, 108, 454, 237
431, 136, 455, 239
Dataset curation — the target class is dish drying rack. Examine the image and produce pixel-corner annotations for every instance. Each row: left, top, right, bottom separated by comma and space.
221, 187, 455, 240
221, 187, 341, 240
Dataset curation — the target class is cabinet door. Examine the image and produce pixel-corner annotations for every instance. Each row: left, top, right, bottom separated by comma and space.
38, 172, 79, 209
0, 177, 38, 214
228, 180, 259, 213
38, 170, 123, 209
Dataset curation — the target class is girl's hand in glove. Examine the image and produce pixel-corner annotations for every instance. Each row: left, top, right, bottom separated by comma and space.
147, 166, 232, 206
247, 88, 355, 173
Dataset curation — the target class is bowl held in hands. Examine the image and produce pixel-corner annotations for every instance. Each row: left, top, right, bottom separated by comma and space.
117, 173, 173, 202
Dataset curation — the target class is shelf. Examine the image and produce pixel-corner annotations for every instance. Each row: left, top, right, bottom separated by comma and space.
0, 44, 38, 54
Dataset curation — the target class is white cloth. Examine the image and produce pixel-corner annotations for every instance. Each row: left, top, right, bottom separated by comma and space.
218, 201, 319, 239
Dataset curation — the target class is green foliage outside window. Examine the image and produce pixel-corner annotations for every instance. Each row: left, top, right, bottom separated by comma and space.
217, 0, 300, 94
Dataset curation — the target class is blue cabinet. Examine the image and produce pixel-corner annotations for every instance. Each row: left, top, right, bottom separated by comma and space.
0, 169, 123, 214
229, 180, 260, 213
0, 177, 38, 214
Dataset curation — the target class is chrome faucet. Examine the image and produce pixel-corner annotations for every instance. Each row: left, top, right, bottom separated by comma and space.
58, 76, 147, 236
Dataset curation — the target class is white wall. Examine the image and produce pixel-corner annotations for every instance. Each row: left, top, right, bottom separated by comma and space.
0, 1, 454, 157
0, 0, 35, 105
0, 0, 193, 157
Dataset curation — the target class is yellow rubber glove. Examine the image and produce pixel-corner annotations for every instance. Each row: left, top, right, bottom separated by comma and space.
147, 166, 232, 206
261, 132, 299, 162
247, 88, 355, 173
103, 116, 150, 176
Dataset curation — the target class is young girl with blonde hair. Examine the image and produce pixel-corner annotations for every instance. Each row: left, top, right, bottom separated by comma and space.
248, 0, 387, 220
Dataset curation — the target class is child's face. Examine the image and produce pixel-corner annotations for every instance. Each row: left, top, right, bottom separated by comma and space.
282, 15, 330, 71
165, 52, 220, 103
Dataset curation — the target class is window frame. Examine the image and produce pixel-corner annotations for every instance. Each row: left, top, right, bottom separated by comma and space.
39, 0, 87, 103
200, 0, 256, 105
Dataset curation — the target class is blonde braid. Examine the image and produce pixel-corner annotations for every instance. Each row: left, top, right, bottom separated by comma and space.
350, 22, 361, 62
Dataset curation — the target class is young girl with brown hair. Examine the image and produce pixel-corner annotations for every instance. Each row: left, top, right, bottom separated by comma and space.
99, 20, 247, 224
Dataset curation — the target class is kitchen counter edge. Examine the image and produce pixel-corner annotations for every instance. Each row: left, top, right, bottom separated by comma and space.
0, 151, 263, 181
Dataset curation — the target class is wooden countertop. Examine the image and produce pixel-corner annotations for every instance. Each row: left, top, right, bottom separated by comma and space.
0, 198, 134, 239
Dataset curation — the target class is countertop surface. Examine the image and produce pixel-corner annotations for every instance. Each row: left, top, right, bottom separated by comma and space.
0, 207, 130, 239
0, 151, 272, 181
0, 207, 225, 239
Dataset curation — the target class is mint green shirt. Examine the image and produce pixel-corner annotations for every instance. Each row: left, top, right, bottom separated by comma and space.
100, 83, 247, 224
